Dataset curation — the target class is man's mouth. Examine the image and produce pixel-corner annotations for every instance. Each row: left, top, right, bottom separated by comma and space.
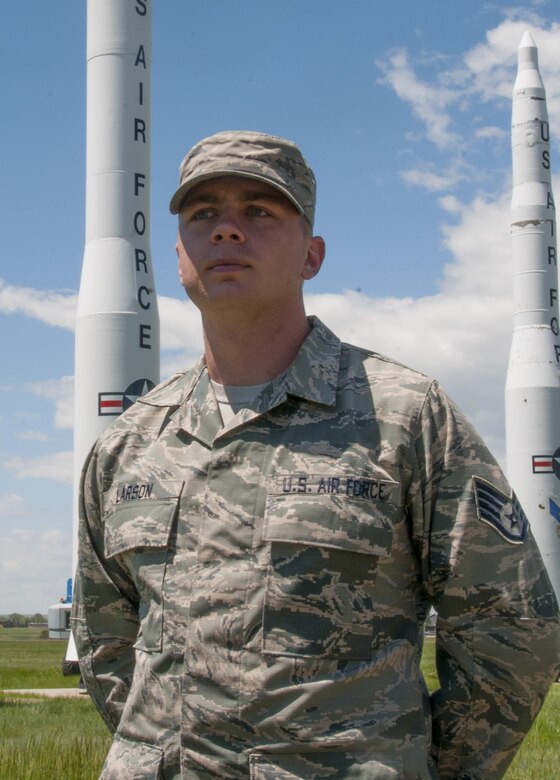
208, 258, 250, 271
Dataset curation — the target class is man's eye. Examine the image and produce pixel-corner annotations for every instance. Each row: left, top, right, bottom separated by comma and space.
191, 207, 215, 220
247, 206, 269, 217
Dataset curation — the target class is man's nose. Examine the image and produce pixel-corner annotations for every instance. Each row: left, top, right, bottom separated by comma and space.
211, 212, 245, 243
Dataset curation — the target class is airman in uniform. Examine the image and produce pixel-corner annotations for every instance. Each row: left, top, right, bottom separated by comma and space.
73, 131, 560, 779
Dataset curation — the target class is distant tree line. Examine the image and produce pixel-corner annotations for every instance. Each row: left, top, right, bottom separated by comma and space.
0, 613, 47, 628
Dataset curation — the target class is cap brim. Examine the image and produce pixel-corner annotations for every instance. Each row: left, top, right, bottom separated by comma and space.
169, 169, 305, 216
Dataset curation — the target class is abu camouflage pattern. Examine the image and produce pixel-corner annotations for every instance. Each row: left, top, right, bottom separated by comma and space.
72, 317, 560, 780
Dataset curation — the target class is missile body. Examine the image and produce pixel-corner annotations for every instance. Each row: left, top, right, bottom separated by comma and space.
505, 32, 560, 601
73, 0, 159, 572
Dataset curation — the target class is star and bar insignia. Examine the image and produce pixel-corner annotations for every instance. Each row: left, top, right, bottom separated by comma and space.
532, 450, 560, 477
98, 378, 155, 416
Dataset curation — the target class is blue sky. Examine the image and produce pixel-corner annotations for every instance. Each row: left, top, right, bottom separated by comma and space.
1, 1, 560, 613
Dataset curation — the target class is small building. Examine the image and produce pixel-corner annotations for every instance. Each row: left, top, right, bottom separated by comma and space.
47, 602, 72, 640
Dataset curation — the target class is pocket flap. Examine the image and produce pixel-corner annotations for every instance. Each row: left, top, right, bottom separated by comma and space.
103, 479, 183, 558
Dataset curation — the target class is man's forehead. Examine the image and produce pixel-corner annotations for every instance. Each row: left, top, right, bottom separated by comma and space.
182, 176, 292, 206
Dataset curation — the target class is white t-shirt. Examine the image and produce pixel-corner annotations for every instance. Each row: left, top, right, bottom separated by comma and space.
211, 380, 269, 426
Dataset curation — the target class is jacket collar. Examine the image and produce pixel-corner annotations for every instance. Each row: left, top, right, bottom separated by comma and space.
138, 316, 341, 445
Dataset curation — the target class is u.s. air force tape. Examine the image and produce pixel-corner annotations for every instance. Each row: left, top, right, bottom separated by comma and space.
268, 474, 397, 503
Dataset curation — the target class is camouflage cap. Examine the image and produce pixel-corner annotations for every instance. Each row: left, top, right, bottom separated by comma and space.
169, 130, 316, 228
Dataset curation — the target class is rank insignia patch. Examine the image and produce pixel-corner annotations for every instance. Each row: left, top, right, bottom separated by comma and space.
474, 477, 528, 544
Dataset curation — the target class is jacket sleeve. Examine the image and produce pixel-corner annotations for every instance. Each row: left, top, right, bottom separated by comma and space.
71, 445, 140, 733
408, 381, 560, 780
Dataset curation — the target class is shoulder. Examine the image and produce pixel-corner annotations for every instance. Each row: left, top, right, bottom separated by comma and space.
310, 315, 436, 396
338, 338, 437, 412
307, 317, 441, 430
341, 340, 432, 382
93, 363, 201, 459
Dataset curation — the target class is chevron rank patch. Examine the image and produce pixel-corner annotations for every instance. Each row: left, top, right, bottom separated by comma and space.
473, 477, 528, 544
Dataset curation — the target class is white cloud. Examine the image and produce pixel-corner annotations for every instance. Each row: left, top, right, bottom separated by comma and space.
439, 190, 512, 296
462, 16, 560, 130
0, 528, 72, 613
17, 430, 49, 442
377, 48, 461, 150
400, 164, 468, 193
4, 451, 73, 484
0, 278, 77, 331
377, 14, 560, 195
153, 295, 203, 379
438, 195, 463, 214
475, 126, 508, 140
465, 18, 560, 142
0, 494, 26, 516
30, 376, 75, 430
159, 294, 201, 350
465, 18, 560, 94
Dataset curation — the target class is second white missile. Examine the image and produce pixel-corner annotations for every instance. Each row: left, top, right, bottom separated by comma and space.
505, 31, 560, 602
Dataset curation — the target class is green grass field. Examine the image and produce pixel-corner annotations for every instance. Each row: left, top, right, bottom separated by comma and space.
0, 627, 111, 779
0, 628, 558, 778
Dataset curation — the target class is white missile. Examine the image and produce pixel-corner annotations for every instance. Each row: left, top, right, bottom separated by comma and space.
505, 31, 560, 602
72, 0, 159, 593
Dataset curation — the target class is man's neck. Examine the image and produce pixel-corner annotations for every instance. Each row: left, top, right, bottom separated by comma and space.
201, 309, 311, 386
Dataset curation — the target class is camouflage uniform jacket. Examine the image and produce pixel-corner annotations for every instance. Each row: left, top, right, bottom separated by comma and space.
72, 317, 560, 780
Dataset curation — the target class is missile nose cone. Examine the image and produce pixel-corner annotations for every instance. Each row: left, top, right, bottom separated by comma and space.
515, 30, 542, 88
519, 30, 537, 50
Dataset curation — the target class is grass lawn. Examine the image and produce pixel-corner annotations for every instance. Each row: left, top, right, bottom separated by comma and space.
0, 628, 557, 778
0, 627, 79, 689
0, 627, 112, 777
505, 687, 560, 779
0, 696, 112, 779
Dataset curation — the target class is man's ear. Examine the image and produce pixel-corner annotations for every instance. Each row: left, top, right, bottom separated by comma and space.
176, 239, 183, 285
302, 235, 326, 280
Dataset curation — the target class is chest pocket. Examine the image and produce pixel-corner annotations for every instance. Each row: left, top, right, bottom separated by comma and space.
262, 477, 398, 660
103, 479, 184, 652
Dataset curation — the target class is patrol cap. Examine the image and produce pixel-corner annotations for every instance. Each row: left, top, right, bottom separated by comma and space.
169, 130, 316, 228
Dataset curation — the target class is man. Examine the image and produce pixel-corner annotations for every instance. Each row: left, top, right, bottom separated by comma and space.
73, 131, 560, 780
